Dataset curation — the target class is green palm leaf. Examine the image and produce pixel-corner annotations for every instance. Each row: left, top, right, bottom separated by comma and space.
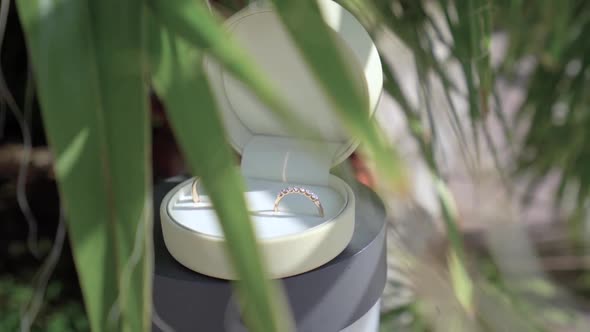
147, 0, 302, 130
16, 0, 152, 331
269, 0, 406, 190
147, 15, 293, 332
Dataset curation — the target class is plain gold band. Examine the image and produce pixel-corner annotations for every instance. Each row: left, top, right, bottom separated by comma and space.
191, 177, 201, 203
274, 186, 324, 217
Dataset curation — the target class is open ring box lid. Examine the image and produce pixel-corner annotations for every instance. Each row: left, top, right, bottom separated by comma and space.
160, 0, 383, 280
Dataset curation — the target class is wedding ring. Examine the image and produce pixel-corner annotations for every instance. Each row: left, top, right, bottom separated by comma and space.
274, 186, 324, 217
191, 177, 201, 203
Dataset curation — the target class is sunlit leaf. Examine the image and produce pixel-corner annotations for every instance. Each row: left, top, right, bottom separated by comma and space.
269, 0, 406, 191
147, 0, 304, 133
16, 0, 152, 330
146, 16, 293, 332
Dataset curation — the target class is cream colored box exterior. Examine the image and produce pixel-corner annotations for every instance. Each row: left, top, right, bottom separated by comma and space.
160, 176, 355, 279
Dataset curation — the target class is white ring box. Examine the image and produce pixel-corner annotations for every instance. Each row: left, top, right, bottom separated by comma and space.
153, 177, 387, 332
159, 0, 383, 280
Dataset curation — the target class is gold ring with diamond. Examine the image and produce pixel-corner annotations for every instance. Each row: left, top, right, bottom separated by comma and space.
274, 186, 324, 217
191, 177, 201, 203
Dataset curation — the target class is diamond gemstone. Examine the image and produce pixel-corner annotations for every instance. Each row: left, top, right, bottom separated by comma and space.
280, 187, 319, 199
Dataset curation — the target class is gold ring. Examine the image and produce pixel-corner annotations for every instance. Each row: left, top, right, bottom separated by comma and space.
191, 177, 201, 203
274, 186, 324, 217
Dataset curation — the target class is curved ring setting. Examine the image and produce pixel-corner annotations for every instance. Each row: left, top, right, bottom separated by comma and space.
274, 186, 324, 217
191, 177, 201, 203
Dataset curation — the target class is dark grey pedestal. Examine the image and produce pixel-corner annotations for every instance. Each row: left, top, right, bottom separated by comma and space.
153, 176, 387, 332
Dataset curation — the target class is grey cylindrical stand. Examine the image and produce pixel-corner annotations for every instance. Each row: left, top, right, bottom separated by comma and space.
153, 176, 387, 332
